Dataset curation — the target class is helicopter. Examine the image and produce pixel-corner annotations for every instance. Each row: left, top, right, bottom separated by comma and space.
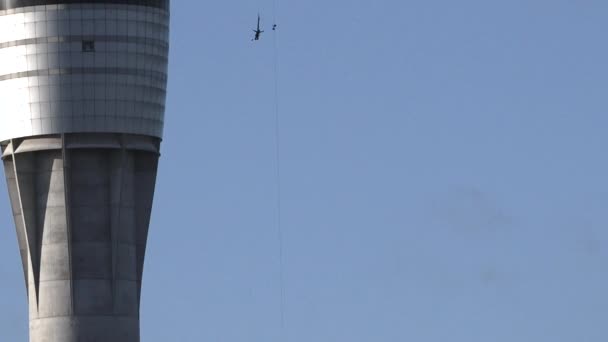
252, 14, 264, 41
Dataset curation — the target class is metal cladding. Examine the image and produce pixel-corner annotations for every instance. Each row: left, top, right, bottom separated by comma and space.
0, 1, 170, 11
0, 2, 169, 342
0, 1, 169, 141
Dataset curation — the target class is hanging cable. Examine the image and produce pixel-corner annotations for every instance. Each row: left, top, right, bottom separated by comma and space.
271, 0, 286, 339
272, 0, 278, 31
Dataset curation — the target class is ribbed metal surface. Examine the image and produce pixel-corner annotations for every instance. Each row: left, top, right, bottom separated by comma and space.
0, 3, 169, 141
0, 0, 170, 11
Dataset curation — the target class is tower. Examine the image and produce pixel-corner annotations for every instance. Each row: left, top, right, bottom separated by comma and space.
0, 1, 170, 341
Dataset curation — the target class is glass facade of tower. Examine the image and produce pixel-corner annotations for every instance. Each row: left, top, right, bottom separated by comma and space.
0, 1, 169, 141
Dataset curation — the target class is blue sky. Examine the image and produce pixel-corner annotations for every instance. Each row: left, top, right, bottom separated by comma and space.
2, 0, 608, 341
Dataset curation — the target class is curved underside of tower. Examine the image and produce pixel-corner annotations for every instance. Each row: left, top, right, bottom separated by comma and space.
0, 1, 169, 341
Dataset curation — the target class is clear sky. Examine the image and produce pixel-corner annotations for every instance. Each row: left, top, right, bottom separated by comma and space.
1, 0, 608, 341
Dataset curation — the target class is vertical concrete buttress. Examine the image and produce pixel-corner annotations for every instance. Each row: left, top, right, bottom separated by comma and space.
2, 133, 159, 342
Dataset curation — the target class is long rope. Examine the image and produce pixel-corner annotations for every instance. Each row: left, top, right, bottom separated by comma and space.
271, 0, 286, 339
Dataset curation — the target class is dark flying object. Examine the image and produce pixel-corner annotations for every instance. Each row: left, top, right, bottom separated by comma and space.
252, 14, 264, 41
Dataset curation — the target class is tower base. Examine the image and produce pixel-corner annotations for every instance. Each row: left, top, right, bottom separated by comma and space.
2, 133, 160, 342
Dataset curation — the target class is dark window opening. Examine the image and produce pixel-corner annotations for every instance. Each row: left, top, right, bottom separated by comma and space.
82, 40, 95, 52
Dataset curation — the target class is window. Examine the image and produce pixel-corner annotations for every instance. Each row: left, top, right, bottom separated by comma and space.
82, 40, 95, 53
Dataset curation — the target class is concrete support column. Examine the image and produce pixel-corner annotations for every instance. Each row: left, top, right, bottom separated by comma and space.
1, 133, 159, 342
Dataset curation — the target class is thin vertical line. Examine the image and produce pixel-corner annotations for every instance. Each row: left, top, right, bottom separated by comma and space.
272, 0, 278, 30
271, 0, 286, 339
